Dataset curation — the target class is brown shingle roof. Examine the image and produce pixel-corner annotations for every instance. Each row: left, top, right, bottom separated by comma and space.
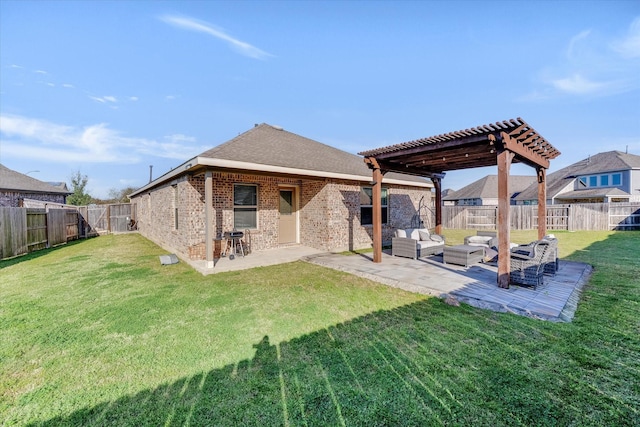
198, 123, 427, 184
0, 164, 70, 194
444, 175, 536, 201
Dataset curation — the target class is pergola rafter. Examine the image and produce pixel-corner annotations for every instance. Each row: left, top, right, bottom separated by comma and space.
360, 118, 560, 289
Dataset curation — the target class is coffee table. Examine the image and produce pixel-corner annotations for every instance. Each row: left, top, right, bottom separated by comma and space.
443, 244, 484, 267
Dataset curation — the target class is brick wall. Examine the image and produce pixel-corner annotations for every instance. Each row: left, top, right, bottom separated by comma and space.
131, 170, 432, 260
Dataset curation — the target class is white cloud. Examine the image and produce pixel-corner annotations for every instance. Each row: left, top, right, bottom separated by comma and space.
567, 29, 591, 59
129, 96, 138, 101
165, 134, 196, 143
34, 69, 48, 74
89, 95, 118, 104
551, 74, 609, 94
0, 114, 205, 163
62, 83, 75, 88
611, 16, 640, 59
159, 14, 273, 60
527, 17, 640, 100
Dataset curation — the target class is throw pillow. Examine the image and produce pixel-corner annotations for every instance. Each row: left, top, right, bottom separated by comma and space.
430, 234, 444, 243
418, 230, 431, 241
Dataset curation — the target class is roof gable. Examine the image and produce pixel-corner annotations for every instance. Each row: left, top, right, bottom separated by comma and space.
444, 175, 536, 200
198, 123, 425, 183
0, 164, 71, 194
515, 150, 640, 200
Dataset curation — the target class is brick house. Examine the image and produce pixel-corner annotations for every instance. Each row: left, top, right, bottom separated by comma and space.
129, 124, 433, 265
0, 164, 71, 207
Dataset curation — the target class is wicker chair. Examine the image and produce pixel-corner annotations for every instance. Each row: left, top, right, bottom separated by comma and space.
464, 231, 498, 249
509, 240, 551, 290
541, 236, 558, 275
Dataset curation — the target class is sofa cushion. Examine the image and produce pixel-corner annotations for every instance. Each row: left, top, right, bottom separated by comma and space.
467, 235, 493, 246
407, 228, 421, 240
417, 240, 443, 249
395, 229, 407, 238
430, 234, 444, 243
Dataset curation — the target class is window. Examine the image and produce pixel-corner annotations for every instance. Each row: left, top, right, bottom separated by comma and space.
582, 173, 623, 188
234, 184, 257, 229
172, 185, 178, 230
360, 187, 388, 225
612, 173, 622, 186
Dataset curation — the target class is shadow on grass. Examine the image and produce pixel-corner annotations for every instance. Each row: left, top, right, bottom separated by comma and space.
28, 295, 637, 426
0, 238, 91, 269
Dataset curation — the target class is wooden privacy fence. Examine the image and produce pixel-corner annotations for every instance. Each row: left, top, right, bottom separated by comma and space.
0, 207, 80, 259
441, 202, 640, 231
1, 202, 136, 260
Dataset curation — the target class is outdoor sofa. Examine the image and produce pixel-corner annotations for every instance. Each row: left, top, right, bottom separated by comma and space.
392, 228, 445, 259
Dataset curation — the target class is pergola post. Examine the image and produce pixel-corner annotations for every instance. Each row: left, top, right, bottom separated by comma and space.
205, 170, 214, 269
371, 166, 383, 263
537, 167, 547, 240
497, 149, 514, 289
431, 176, 443, 235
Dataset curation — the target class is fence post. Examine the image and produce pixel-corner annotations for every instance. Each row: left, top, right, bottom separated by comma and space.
567, 205, 573, 231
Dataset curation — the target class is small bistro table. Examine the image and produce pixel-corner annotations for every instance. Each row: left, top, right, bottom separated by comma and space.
443, 244, 484, 267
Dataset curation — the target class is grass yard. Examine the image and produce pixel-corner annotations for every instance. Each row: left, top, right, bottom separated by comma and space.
1, 231, 639, 426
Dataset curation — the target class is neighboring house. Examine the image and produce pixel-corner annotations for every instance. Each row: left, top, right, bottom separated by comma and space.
129, 123, 433, 261
0, 164, 71, 207
441, 188, 456, 206
514, 151, 640, 204
443, 175, 536, 206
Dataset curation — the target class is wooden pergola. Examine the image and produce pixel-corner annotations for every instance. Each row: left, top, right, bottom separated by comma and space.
359, 118, 560, 288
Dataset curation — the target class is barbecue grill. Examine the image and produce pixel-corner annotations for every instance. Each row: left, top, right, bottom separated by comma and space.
223, 231, 245, 260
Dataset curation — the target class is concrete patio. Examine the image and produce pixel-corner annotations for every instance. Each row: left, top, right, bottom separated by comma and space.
183, 244, 592, 322
306, 251, 592, 322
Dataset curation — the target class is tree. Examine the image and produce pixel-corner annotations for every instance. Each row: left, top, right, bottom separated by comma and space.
67, 170, 93, 206
107, 186, 138, 203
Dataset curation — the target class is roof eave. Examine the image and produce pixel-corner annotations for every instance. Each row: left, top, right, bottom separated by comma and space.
129, 156, 432, 197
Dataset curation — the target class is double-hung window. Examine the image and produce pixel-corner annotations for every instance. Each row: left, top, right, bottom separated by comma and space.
234, 184, 257, 229
360, 187, 388, 225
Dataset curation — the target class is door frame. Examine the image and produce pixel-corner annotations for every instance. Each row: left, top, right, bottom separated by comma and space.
278, 185, 299, 244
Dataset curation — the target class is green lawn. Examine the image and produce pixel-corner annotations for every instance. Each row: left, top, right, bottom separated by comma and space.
1, 231, 639, 426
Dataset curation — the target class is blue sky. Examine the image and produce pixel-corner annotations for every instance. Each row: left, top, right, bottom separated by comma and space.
1, 0, 639, 198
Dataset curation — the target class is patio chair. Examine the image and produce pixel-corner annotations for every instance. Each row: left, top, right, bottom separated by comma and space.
464, 230, 498, 249
509, 240, 551, 290
541, 235, 558, 275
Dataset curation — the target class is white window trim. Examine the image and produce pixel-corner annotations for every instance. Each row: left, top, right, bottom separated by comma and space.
579, 172, 623, 188
361, 186, 388, 226
233, 183, 259, 230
